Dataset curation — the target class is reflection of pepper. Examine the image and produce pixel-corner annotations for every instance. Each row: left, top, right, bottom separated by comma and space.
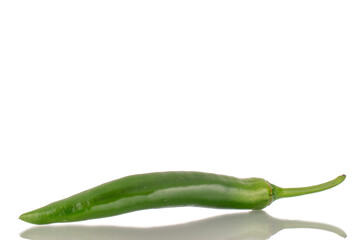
19, 171, 345, 224
20, 211, 347, 240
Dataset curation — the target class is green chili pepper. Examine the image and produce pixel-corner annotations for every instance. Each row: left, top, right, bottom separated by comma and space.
19, 171, 345, 225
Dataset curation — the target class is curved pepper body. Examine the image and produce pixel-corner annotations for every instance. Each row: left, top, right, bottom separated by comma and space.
19, 171, 345, 224
20, 172, 272, 224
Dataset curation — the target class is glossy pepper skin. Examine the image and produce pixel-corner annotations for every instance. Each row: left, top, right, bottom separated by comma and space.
19, 171, 346, 225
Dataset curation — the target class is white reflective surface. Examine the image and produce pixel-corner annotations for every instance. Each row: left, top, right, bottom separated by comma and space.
20, 211, 346, 240
1, 0, 359, 239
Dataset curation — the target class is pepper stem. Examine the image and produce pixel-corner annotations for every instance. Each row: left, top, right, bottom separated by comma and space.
271, 175, 346, 200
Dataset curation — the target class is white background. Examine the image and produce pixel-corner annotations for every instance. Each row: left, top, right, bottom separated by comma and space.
0, 1, 359, 239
